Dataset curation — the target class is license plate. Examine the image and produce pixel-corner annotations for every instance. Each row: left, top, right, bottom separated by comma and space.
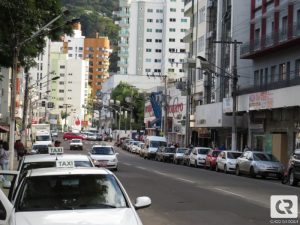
269, 173, 277, 177
99, 162, 107, 166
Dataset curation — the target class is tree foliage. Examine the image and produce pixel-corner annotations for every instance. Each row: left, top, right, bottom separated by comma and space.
0, 0, 74, 68
111, 82, 146, 130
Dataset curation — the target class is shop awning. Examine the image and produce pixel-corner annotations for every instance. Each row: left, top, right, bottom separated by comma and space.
0, 125, 9, 133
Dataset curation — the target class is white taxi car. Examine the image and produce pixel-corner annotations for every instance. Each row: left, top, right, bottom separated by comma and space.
69, 138, 83, 150
0, 167, 151, 225
89, 145, 118, 171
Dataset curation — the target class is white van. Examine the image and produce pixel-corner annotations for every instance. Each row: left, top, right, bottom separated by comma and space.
143, 136, 167, 159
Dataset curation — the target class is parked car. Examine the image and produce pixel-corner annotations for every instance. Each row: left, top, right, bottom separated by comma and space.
89, 145, 119, 171
103, 134, 113, 142
136, 142, 145, 155
50, 130, 58, 137
69, 139, 83, 150
189, 147, 211, 167
205, 149, 222, 170
155, 147, 176, 162
216, 151, 242, 173
182, 149, 193, 166
129, 141, 141, 153
173, 148, 188, 164
63, 132, 86, 140
236, 151, 284, 179
286, 149, 300, 186
143, 136, 167, 159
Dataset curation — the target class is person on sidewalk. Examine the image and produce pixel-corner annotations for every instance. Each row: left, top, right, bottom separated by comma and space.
14, 140, 26, 161
0, 142, 9, 182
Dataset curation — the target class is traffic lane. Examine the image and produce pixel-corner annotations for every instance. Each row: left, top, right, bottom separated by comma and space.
115, 148, 300, 212
116, 163, 270, 225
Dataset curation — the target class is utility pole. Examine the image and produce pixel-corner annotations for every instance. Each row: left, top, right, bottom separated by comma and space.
185, 71, 191, 147
21, 67, 30, 143
163, 75, 168, 140
63, 104, 71, 132
214, 40, 242, 151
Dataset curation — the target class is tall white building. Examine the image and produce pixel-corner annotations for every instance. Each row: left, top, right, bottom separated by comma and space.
118, 0, 189, 80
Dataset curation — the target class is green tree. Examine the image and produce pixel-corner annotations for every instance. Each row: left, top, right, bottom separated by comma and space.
111, 82, 145, 130
0, 0, 73, 68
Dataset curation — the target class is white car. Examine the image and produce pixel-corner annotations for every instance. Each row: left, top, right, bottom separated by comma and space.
89, 145, 119, 171
136, 142, 145, 155
189, 147, 212, 167
70, 139, 83, 150
216, 151, 242, 173
129, 141, 141, 153
0, 167, 151, 225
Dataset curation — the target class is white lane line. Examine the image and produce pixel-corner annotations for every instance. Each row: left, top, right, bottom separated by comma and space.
213, 187, 247, 199
176, 177, 195, 184
152, 170, 168, 176
136, 166, 147, 170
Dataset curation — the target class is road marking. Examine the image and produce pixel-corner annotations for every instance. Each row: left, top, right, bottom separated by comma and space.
176, 177, 195, 184
213, 187, 247, 199
136, 166, 147, 170
122, 163, 132, 166
153, 170, 168, 176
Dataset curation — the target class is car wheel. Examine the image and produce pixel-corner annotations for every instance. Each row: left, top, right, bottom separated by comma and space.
288, 169, 298, 186
250, 167, 256, 178
195, 161, 198, 168
215, 164, 219, 172
224, 165, 228, 174
236, 165, 240, 176
188, 160, 192, 167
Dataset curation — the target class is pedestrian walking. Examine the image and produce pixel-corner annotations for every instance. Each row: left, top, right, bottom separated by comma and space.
14, 139, 26, 160
0, 142, 9, 181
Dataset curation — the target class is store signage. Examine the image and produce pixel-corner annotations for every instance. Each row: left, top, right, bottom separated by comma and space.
168, 97, 184, 116
249, 92, 273, 110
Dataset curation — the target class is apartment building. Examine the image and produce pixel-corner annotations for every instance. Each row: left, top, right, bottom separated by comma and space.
237, 0, 300, 164
184, 0, 251, 149
84, 34, 111, 98
118, 0, 188, 79
0, 67, 11, 138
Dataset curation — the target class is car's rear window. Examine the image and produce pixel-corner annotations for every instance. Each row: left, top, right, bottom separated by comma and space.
92, 147, 114, 155
198, 149, 209, 154
227, 152, 242, 159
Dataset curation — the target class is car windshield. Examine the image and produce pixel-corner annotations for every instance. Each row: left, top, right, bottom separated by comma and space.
227, 152, 242, 159
16, 174, 127, 211
165, 148, 175, 153
36, 135, 51, 141
32, 145, 48, 150
92, 147, 114, 155
72, 140, 81, 143
150, 141, 167, 148
177, 148, 187, 153
198, 149, 209, 154
253, 153, 278, 161
133, 142, 139, 145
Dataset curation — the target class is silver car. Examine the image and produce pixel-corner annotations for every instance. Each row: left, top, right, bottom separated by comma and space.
236, 151, 284, 179
173, 148, 188, 164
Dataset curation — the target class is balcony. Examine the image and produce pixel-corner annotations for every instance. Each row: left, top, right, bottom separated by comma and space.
237, 76, 300, 95
183, 27, 193, 43
119, 30, 129, 37
119, 20, 129, 28
118, 41, 129, 47
117, 61, 128, 67
184, 0, 193, 17
241, 25, 300, 59
116, 11, 130, 18
118, 50, 129, 57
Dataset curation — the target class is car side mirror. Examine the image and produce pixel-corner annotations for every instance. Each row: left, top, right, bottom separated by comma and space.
134, 196, 151, 210
115, 153, 119, 155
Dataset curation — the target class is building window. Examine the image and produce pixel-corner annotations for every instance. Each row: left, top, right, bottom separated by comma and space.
146, 58, 151, 62
145, 69, 151, 73
169, 58, 175, 63
260, 69, 264, 86
169, 38, 175, 42
156, 9, 163, 13
181, 18, 187, 22
170, 18, 176, 22
179, 69, 184, 73
146, 28, 152, 32
60, 65, 65, 69
146, 39, 152, 42
264, 68, 268, 84
68, 47, 73, 50
146, 48, 152, 52
169, 28, 176, 32
180, 49, 186, 53
154, 69, 161, 73
156, 29, 162, 33
59, 89, 64, 93
156, 19, 163, 23
297, 10, 300, 29
170, 8, 176, 12
279, 63, 286, 80
180, 29, 187, 32
154, 59, 161, 63
68, 54, 72, 57
271, 65, 277, 83
295, 59, 300, 77
59, 81, 64, 85
155, 49, 162, 53
147, 9, 153, 13
155, 39, 162, 43
282, 16, 288, 34
168, 68, 175, 72
169, 48, 176, 52
147, 19, 153, 22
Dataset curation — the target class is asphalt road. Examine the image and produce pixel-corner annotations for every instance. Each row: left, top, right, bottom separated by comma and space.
60, 138, 300, 225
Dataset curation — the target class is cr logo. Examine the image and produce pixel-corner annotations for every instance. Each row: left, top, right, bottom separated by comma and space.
270, 195, 298, 218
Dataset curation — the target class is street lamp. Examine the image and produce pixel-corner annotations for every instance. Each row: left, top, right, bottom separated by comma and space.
9, 8, 70, 170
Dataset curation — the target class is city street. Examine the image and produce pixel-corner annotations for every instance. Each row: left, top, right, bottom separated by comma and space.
60, 138, 300, 225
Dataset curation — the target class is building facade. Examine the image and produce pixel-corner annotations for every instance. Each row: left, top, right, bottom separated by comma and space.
238, 0, 300, 164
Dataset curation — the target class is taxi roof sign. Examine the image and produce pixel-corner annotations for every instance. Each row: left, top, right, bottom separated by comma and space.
56, 160, 75, 168
48, 147, 64, 154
